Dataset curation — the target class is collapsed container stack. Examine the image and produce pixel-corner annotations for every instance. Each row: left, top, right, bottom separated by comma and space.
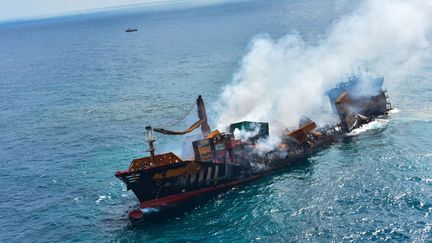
192, 121, 270, 165
228, 121, 269, 143
192, 131, 235, 164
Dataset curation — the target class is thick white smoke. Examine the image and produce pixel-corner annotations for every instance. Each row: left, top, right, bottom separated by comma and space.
216, 0, 432, 136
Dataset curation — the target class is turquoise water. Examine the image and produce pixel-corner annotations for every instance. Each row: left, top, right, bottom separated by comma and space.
1, 0, 431, 241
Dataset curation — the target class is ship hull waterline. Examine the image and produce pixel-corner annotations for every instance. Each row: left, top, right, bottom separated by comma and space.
116, 137, 338, 222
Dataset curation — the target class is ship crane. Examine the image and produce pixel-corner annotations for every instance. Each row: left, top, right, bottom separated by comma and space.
144, 95, 211, 156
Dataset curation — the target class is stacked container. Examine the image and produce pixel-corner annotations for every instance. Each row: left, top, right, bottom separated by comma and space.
192, 132, 235, 163
225, 139, 244, 164
192, 139, 212, 162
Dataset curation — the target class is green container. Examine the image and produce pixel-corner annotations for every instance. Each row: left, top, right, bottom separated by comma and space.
228, 121, 269, 142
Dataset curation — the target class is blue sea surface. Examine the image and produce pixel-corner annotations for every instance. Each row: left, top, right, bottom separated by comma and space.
1, 0, 431, 241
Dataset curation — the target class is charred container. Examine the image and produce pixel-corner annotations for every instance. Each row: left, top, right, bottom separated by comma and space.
229, 121, 269, 143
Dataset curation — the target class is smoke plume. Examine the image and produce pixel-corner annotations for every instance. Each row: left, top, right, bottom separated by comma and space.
216, 0, 432, 136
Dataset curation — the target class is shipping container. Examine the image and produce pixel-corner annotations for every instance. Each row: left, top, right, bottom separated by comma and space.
229, 121, 269, 143
192, 139, 212, 162
193, 133, 234, 163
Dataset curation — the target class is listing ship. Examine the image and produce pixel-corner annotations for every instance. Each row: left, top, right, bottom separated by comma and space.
115, 75, 392, 222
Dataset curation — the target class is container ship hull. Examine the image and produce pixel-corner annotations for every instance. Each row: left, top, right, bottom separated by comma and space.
116, 162, 263, 208
115, 128, 337, 221
115, 75, 391, 222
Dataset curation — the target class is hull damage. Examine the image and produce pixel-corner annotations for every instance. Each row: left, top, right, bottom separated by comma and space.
115, 76, 392, 222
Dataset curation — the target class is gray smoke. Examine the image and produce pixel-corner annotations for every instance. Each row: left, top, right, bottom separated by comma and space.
216, 0, 432, 136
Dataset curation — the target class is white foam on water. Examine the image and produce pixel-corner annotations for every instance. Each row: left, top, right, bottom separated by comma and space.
140, 207, 160, 214
95, 194, 111, 204
347, 118, 389, 136
389, 107, 400, 114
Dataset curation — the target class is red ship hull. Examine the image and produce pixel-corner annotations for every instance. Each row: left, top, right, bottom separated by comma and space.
128, 173, 264, 221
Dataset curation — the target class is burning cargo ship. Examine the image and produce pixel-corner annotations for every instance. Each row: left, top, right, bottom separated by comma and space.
115, 76, 392, 222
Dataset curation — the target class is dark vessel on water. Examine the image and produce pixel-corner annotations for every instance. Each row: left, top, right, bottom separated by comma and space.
115, 75, 392, 222
125, 28, 138, 32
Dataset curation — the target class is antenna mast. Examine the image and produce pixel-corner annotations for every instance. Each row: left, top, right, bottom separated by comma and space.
145, 126, 156, 158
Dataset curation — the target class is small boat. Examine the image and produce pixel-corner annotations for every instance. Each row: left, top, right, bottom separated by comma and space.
125, 28, 138, 32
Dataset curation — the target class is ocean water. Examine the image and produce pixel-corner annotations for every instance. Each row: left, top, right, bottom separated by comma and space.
1, 0, 431, 241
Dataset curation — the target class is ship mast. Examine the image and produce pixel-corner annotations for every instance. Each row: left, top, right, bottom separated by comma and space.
145, 126, 156, 158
